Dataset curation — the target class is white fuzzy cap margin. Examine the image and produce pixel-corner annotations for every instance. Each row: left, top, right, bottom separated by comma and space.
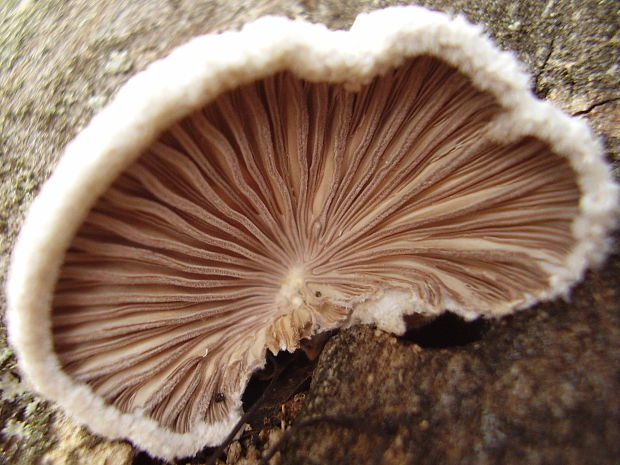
5, 6, 618, 460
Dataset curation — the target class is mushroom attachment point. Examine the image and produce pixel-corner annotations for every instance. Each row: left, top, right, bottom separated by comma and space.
6, 6, 618, 460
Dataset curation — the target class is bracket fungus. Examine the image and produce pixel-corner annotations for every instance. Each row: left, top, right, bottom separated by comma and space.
5, 6, 618, 460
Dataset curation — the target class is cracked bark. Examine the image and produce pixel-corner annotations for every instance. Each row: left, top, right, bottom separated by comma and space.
532, 37, 554, 98
0, 1, 618, 464
572, 97, 620, 117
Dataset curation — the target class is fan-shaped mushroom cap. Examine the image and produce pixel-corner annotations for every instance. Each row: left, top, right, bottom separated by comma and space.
6, 6, 618, 460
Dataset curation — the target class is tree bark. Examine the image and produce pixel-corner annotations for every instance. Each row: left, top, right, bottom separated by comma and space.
0, 1, 617, 464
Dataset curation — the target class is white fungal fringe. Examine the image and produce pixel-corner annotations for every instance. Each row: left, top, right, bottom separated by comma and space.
6, 6, 617, 460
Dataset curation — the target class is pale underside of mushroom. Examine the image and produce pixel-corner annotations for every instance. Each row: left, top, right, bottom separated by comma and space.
6, 6, 617, 461
52, 55, 579, 434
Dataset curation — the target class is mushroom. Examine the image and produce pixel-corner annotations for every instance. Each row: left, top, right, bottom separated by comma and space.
6, 6, 617, 460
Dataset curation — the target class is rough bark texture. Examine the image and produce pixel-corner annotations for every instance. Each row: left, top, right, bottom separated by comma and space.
0, 0, 617, 464
279, 248, 620, 464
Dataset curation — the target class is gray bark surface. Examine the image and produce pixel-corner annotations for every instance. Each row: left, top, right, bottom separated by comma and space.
0, 1, 617, 464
